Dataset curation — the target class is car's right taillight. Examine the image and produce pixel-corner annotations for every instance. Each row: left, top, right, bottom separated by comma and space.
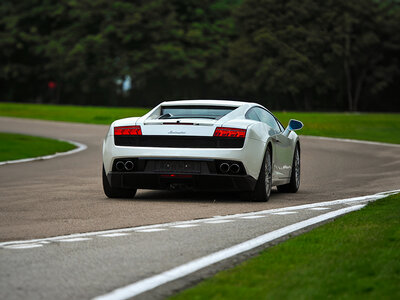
114, 126, 142, 136
213, 127, 246, 138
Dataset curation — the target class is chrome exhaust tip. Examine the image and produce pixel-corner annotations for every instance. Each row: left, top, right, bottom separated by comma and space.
116, 161, 125, 171
230, 163, 240, 174
219, 162, 230, 173
124, 161, 134, 171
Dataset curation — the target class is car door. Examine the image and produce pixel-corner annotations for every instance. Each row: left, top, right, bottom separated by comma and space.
272, 118, 294, 179
254, 108, 292, 179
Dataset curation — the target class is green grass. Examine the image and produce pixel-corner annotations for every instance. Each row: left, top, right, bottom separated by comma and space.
1, 102, 399, 144
0, 102, 149, 125
275, 112, 400, 145
0, 132, 76, 162
171, 194, 400, 300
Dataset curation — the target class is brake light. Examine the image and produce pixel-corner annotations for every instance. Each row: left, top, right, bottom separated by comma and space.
214, 127, 246, 138
114, 126, 142, 136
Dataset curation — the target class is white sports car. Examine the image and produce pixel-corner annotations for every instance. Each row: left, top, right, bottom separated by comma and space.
102, 100, 303, 201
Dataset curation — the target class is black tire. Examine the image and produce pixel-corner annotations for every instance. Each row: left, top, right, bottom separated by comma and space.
277, 145, 300, 193
102, 166, 137, 199
248, 147, 272, 202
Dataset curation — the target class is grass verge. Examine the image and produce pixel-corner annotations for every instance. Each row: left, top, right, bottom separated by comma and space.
0, 102, 149, 125
1, 102, 400, 144
0, 132, 76, 162
276, 112, 400, 145
170, 194, 400, 300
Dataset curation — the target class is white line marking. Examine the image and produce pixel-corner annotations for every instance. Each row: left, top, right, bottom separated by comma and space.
271, 211, 298, 215
1, 189, 399, 248
93, 205, 365, 300
171, 224, 199, 228
303, 135, 400, 148
204, 220, 234, 224
99, 233, 131, 238
57, 237, 92, 242
240, 215, 266, 219
309, 207, 331, 211
135, 228, 166, 233
3, 243, 43, 249
0, 139, 87, 166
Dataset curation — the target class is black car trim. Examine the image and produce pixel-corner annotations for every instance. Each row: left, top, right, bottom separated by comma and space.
114, 135, 244, 148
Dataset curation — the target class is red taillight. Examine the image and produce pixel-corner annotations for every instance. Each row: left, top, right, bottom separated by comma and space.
114, 126, 142, 136
213, 127, 246, 138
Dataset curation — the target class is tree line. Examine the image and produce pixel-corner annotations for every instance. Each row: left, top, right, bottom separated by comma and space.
1, 0, 399, 111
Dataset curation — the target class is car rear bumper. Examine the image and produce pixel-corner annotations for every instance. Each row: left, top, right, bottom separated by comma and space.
107, 172, 257, 191
102, 135, 267, 180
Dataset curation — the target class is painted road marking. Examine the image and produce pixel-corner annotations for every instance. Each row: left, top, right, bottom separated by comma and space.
240, 215, 266, 219
272, 211, 298, 215
309, 207, 331, 211
135, 228, 166, 233
304, 135, 400, 148
1, 189, 399, 249
93, 205, 365, 300
99, 233, 131, 238
171, 224, 199, 228
204, 220, 234, 224
3, 243, 43, 249
57, 237, 92, 242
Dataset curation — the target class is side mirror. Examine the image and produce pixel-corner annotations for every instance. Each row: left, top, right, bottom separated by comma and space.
288, 119, 303, 131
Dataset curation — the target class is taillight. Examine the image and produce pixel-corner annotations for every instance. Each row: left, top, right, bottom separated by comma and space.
213, 127, 246, 138
114, 126, 142, 136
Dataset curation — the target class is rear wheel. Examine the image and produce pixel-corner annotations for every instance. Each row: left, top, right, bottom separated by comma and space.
248, 147, 272, 202
277, 145, 300, 193
102, 166, 137, 198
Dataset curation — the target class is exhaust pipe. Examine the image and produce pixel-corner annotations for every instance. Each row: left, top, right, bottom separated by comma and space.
116, 161, 125, 171
124, 161, 134, 171
219, 163, 230, 173
230, 163, 240, 174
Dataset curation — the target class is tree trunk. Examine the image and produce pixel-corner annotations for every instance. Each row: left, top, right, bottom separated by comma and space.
344, 13, 353, 111
353, 68, 367, 111
291, 94, 300, 110
344, 59, 353, 111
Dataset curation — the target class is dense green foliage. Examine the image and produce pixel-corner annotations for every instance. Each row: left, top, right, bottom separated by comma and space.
1, 0, 399, 111
227, 0, 400, 111
0, 132, 76, 162
171, 194, 400, 299
0, 0, 240, 106
2, 102, 400, 144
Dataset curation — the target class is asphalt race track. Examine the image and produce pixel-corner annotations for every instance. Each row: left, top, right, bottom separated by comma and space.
1, 116, 400, 299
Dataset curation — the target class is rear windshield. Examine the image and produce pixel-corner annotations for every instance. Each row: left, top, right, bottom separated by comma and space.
160, 106, 236, 120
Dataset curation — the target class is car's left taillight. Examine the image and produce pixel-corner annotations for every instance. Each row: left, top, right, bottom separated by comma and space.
213, 127, 246, 138
114, 126, 142, 136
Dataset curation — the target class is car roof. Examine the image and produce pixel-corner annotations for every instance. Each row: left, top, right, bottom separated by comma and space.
160, 99, 253, 107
